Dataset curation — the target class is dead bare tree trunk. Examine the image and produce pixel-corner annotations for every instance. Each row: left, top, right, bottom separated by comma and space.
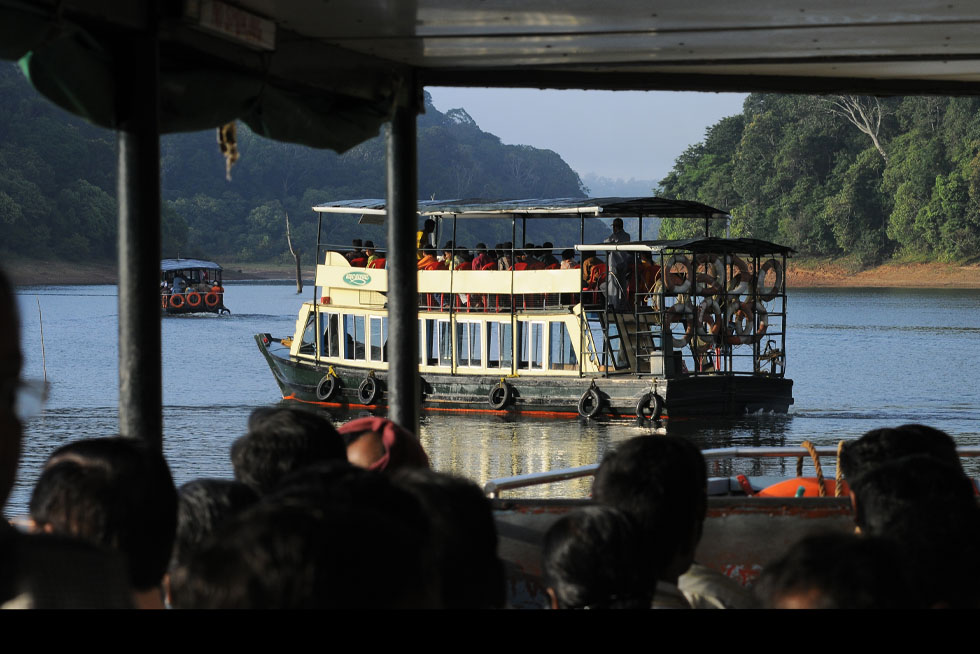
827, 95, 889, 164
285, 210, 302, 293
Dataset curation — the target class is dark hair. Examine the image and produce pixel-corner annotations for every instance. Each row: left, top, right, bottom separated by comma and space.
561, 249, 575, 261
351, 238, 362, 247
542, 506, 649, 609
363, 240, 375, 249
592, 436, 707, 585
840, 424, 961, 484
542, 241, 554, 249
231, 407, 346, 495
393, 468, 505, 608
423, 218, 435, 230
849, 454, 980, 607
755, 532, 910, 609
30, 436, 178, 591
175, 466, 438, 608
475, 243, 486, 251
170, 478, 258, 573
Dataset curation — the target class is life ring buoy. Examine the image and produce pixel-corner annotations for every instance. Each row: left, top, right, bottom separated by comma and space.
316, 374, 339, 401
169, 294, 185, 309
204, 291, 219, 308
663, 254, 693, 294
756, 477, 849, 498
757, 259, 784, 301
695, 254, 724, 295
357, 377, 381, 405
186, 291, 202, 308
488, 381, 513, 410
635, 392, 664, 421
696, 299, 723, 343
727, 301, 754, 345
665, 301, 695, 348
161, 295, 169, 309
577, 387, 604, 419
726, 255, 750, 296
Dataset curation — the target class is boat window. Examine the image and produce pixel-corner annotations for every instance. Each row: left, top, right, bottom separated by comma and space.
518, 321, 544, 370
424, 319, 451, 367
439, 321, 452, 367
487, 322, 512, 369
369, 316, 388, 362
325, 313, 340, 357
299, 312, 316, 355
456, 321, 482, 368
343, 314, 366, 361
549, 321, 578, 371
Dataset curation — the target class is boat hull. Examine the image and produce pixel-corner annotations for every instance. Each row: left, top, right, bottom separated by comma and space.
255, 334, 794, 418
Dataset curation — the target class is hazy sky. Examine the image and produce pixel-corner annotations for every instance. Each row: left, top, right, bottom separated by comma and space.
426, 88, 748, 186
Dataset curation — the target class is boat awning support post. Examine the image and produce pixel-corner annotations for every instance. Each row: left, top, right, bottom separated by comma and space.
116, 20, 162, 450
386, 95, 420, 433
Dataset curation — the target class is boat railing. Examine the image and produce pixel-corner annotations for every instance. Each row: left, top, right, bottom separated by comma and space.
483, 445, 980, 498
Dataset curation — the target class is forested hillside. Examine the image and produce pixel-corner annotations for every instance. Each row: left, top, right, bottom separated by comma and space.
658, 94, 980, 265
0, 63, 589, 264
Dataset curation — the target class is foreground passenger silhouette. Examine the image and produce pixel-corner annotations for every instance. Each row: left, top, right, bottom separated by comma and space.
0, 268, 131, 608
592, 435, 756, 609
30, 436, 178, 608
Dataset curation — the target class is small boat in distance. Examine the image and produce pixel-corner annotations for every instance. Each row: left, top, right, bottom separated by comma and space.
160, 258, 230, 315
255, 197, 793, 419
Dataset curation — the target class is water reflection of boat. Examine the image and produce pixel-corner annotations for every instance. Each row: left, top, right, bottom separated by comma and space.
255, 198, 793, 419
160, 259, 230, 315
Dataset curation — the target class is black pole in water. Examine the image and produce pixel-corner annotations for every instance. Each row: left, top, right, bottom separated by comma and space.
386, 101, 420, 433
116, 19, 162, 449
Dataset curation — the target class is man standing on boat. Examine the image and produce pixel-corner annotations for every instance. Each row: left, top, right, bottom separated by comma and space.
604, 218, 631, 311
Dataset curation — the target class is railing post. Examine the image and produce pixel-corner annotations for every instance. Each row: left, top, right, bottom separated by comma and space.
386, 98, 420, 433
116, 13, 162, 449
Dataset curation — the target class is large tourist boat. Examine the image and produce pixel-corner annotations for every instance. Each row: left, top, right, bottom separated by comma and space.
160, 258, 230, 315
255, 197, 793, 419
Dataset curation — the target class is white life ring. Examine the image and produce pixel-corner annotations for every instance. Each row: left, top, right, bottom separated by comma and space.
757, 259, 784, 301
726, 255, 750, 296
666, 300, 695, 348
695, 254, 724, 295
663, 254, 693, 294
696, 298, 723, 344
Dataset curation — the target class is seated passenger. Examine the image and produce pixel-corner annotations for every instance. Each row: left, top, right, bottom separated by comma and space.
539, 242, 559, 268
472, 244, 493, 271
364, 241, 382, 267
560, 249, 579, 270
417, 249, 443, 270
345, 239, 364, 263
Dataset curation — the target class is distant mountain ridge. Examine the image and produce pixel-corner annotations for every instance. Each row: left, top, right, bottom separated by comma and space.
0, 64, 589, 263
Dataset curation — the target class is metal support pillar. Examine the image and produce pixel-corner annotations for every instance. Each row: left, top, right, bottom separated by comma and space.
386, 104, 420, 433
116, 24, 162, 449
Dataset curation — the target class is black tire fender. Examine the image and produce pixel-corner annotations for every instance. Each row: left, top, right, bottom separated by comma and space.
316, 374, 339, 401
635, 392, 664, 421
358, 377, 382, 405
488, 381, 513, 410
577, 387, 604, 419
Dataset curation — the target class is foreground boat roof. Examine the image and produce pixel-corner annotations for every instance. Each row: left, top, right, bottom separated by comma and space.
160, 259, 222, 272
313, 197, 730, 220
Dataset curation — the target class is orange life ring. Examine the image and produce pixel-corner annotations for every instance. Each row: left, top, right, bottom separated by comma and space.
663, 254, 692, 294
205, 292, 219, 308
186, 291, 202, 308
169, 294, 185, 309
696, 299, 723, 344
727, 301, 753, 345
756, 477, 850, 498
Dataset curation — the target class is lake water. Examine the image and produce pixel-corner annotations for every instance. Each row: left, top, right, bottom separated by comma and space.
8, 283, 980, 515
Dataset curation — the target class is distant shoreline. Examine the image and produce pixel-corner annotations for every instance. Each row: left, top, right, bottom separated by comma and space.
6, 257, 980, 289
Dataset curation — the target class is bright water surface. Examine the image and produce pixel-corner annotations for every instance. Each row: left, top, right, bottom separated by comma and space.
9, 283, 980, 515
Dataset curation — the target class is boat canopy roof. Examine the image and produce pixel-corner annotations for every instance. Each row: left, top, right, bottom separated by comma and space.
160, 259, 223, 272
313, 197, 730, 220
577, 237, 796, 256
